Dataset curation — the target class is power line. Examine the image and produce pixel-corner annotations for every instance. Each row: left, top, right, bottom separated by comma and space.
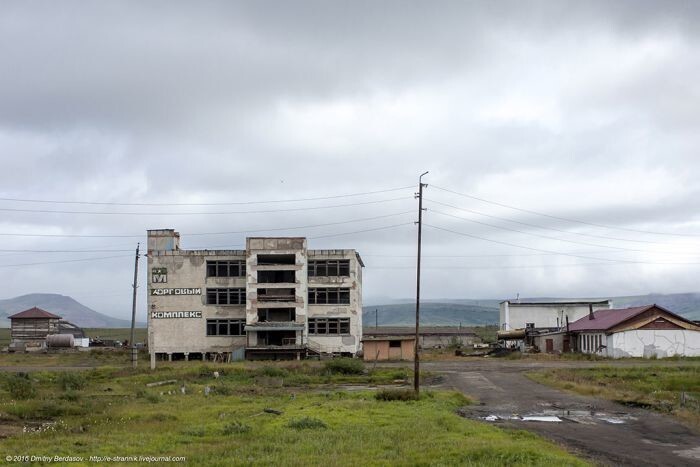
0, 210, 414, 238
0, 185, 414, 206
0, 196, 411, 216
0, 254, 133, 268
425, 198, 676, 246
427, 208, 692, 255
431, 185, 700, 238
424, 223, 700, 266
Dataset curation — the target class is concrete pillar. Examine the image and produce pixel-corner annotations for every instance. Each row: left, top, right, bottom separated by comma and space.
184, 352, 189, 361
150, 352, 156, 370
168, 353, 172, 362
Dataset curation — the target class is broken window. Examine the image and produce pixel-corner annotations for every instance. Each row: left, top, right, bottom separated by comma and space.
206, 319, 245, 336
308, 288, 351, 305
206, 260, 246, 277
257, 270, 296, 283
258, 308, 295, 322
257, 254, 295, 265
308, 318, 350, 335
389, 340, 401, 348
206, 288, 245, 305
257, 288, 295, 302
308, 260, 350, 277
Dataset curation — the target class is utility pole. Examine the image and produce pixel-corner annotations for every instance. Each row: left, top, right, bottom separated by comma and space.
375, 309, 378, 330
414, 171, 428, 394
130, 243, 140, 369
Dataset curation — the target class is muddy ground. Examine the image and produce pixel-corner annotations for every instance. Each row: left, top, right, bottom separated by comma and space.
415, 359, 700, 466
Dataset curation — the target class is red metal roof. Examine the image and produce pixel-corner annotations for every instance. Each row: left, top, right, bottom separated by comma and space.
7, 307, 62, 320
568, 305, 657, 332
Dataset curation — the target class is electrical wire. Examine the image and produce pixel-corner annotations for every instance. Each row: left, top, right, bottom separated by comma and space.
424, 223, 700, 266
0, 196, 411, 216
425, 198, 674, 245
0, 254, 133, 268
431, 185, 700, 238
0, 185, 414, 206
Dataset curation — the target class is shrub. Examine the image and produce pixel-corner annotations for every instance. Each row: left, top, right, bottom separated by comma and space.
212, 384, 235, 396
56, 372, 86, 391
181, 427, 206, 437
5, 374, 36, 400
258, 366, 288, 378
59, 391, 80, 402
375, 389, 419, 401
287, 417, 327, 430
222, 421, 251, 435
323, 358, 364, 375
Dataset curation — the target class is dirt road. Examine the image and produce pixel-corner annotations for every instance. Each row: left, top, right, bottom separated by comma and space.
423, 360, 700, 466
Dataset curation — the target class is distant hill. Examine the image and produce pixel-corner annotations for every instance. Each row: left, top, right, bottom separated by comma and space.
0, 293, 134, 328
363, 303, 499, 327
363, 292, 700, 326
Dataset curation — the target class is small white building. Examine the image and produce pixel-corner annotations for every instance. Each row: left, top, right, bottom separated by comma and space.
499, 300, 612, 331
569, 304, 700, 358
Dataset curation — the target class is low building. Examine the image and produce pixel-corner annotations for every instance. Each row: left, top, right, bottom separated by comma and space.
499, 299, 612, 331
363, 326, 478, 349
147, 229, 363, 364
8, 307, 62, 351
361, 336, 415, 361
569, 304, 700, 358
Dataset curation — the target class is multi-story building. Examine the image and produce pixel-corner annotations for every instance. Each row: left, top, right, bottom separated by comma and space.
146, 229, 363, 366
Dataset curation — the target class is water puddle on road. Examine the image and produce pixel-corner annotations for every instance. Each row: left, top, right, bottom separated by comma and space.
478, 409, 636, 425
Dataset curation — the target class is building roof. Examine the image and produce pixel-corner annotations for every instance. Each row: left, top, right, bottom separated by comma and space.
501, 300, 611, 306
361, 336, 415, 342
8, 307, 62, 320
363, 326, 476, 337
567, 304, 695, 332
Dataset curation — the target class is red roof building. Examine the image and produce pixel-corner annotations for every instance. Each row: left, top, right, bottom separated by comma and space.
8, 307, 63, 351
8, 307, 62, 320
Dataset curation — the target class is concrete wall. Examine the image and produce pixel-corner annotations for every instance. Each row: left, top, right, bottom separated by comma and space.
147, 232, 363, 357
499, 302, 611, 330
533, 332, 566, 353
607, 330, 700, 358
420, 334, 475, 348
148, 250, 247, 354
363, 339, 414, 361
307, 250, 363, 354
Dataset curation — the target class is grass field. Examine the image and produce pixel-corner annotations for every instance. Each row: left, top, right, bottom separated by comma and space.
0, 360, 588, 466
528, 366, 700, 428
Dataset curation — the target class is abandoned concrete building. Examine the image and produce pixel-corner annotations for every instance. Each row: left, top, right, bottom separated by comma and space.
146, 229, 363, 364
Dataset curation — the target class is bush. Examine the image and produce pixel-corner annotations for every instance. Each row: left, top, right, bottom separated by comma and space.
5, 374, 36, 400
59, 391, 80, 402
323, 358, 364, 375
222, 421, 251, 435
287, 417, 327, 430
257, 366, 288, 378
375, 389, 419, 401
56, 372, 87, 391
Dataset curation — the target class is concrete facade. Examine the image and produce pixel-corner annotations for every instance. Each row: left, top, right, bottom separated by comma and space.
146, 229, 363, 363
499, 300, 612, 331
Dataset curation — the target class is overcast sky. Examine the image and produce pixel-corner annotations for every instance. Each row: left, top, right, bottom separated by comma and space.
1, 1, 699, 320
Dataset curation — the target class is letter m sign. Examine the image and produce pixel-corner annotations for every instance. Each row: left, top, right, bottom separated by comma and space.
152, 267, 168, 283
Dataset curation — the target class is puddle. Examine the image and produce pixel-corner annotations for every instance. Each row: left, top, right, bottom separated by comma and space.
522, 416, 561, 422
477, 409, 636, 425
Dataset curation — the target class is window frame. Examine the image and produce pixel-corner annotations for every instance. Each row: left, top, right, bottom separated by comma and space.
206, 319, 245, 336
206, 260, 246, 278
206, 288, 246, 305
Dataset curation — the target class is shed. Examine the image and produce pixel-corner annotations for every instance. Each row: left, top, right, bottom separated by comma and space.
363, 326, 477, 349
8, 307, 62, 351
361, 336, 415, 361
568, 304, 700, 358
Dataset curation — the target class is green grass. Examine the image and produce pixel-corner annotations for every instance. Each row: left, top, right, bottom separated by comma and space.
528, 366, 700, 428
0, 362, 588, 466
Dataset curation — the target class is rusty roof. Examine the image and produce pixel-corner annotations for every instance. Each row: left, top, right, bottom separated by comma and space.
566, 304, 693, 332
8, 307, 62, 320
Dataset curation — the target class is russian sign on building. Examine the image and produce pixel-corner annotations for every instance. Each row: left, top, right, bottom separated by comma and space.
151, 311, 203, 319
150, 288, 202, 296
151, 267, 168, 283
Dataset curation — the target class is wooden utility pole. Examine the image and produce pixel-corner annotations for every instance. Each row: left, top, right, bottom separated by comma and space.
375, 308, 378, 330
414, 171, 428, 394
130, 243, 140, 369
